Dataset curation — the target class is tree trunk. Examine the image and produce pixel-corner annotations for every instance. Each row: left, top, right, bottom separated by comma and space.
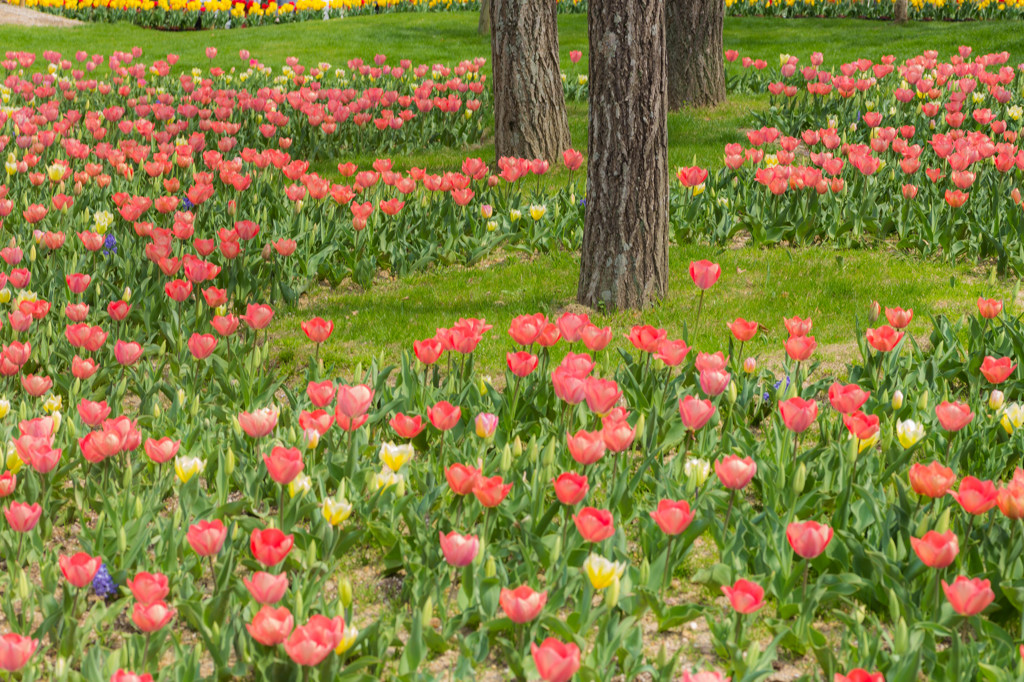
491, 0, 571, 162
478, 0, 491, 35
893, 0, 908, 22
577, 0, 669, 311
666, 0, 726, 110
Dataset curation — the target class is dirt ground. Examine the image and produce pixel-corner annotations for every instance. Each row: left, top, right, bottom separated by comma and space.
0, 2, 81, 26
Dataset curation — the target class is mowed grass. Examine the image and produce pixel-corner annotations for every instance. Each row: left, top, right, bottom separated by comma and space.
273, 245, 1012, 381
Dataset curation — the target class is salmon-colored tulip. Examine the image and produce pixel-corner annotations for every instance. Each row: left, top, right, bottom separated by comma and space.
473, 475, 512, 507
714, 455, 756, 490
567, 429, 606, 465
4, 501, 41, 533
727, 318, 758, 342
499, 585, 548, 623
950, 476, 997, 515
126, 572, 169, 605
246, 605, 294, 646
531, 638, 581, 682
553, 472, 588, 505
689, 260, 721, 290
865, 325, 904, 352
827, 382, 869, 415
0, 633, 37, 672
445, 463, 481, 496
428, 401, 461, 431
786, 520, 833, 559
909, 462, 955, 498
980, 356, 1016, 384
942, 576, 994, 616
843, 411, 880, 441
250, 528, 294, 567
439, 530, 478, 566
573, 507, 614, 543
935, 401, 973, 432
911, 530, 959, 568
263, 446, 304, 485
721, 578, 764, 614
779, 397, 818, 433
187, 519, 227, 557
679, 396, 716, 431
785, 335, 816, 361
977, 297, 1002, 319
243, 571, 289, 605
59, 552, 102, 587
650, 499, 695, 536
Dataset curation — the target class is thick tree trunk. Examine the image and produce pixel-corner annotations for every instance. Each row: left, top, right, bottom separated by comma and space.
577, 0, 669, 311
478, 0, 491, 35
666, 0, 726, 110
893, 0, 908, 22
491, 0, 571, 162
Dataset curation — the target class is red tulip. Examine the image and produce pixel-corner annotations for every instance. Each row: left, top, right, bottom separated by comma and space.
909, 462, 956, 498
126, 572, 169, 605
580, 324, 612, 351
243, 571, 289, 605
439, 530, 479, 566
445, 463, 481, 496
583, 377, 621, 415
0, 633, 37, 672
508, 313, 547, 346
238, 407, 278, 438
263, 446, 304, 485
884, 307, 913, 329
4, 501, 41, 533
601, 416, 635, 453
679, 396, 716, 431
784, 316, 812, 337
306, 380, 336, 408
284, 615, 344, 667
557, 312, 590, 343
428, 401, 461, 430
689, 260, 721, 290
552, 366, 587, 404
935, 401, 973, 432
241, 303, 274, 330
628, 325, 667, 354
301, 317, 333, 344
531, 638, 581, 682
779, 397, 818, 433
980, 356, 1016, 384
714, 455, 756, 490
977, 297, 1003, 319
573, 507, 615, 542
827, 382, 870, 415
997, 479, 1024, 519
500, 585, 548, 623
566, 428, 606, 465
911, 530, 959, 568
187, 519, 227, 557
727, 318, 758, 342
553, 472, 589, 505
390, 412, 425, 439
834, 671, 884, 682
786, 520, 833, 559
250, 527, 294, 567
865, 325, 904, 352
0, 471, 15, 497
721, 578, 764, 614
335, 384, 373, 420
650, 499, 695, 535
942, 576, 995, 616
414, 338, 443, 365
473, 475, 512, 507
699, 369, 731, 397
785, 335, 816, 361
59, 552, 102, 587
950, 476, 998, 515
655, 339, 691, 366
843, 411, 880, 441
246, 605, 294, 646
507, 351, 539, 378
187, 333, 218, 360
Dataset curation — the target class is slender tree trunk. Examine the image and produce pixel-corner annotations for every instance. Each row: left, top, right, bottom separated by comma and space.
666, 0, 726, 110
491, 0, 571, 162
478, 0, 492, 34
893, 0, 908, 22
577, 0, 669, 311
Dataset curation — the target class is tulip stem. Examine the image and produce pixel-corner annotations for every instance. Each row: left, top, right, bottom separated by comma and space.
801, 560, 810, 602
724, 489, 736, 530
932, 570, 942, 617
208, 555, 217, 591
662, 535, 675, 598
694, 290, 706, 332
15, 533, 23, 566
142, 632, 152, 668
733, 612, 744, 648
279, 487, 287, 531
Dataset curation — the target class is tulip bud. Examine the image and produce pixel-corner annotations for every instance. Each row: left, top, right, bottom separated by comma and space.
396, 476, 406, 497
191, 395, 200, 416
639, 558, 650, 587
134, 495, 144, 519
655, 642, 670, 669
886, 538, 898, 563
606, 576, 621, 609
421, 596, 433, 628
484, 556, 496, 578
792, 463, 806, 496
123, 286, 132, 302
891, 390, 904, 410
499, 445, 512, 472
936, 507, 951, 534
917, 390, 929, 412
855, 604, 866, 624
295, 590, 304, 619
513, 436, 523, 458
54, 657, 68, 679
550, 535, 562, 565
743, 357, 756, 374
173, 506, 182, 529
634, 414, 646, 438
541, 439, 556, 468
338, 578, 353, 607
29, 245, 36, 262
18, 568, 29, 602
726, 381, 738, 406
989, 390, 1005, 411
894, 617, 909, 655
868, 300, 880, 323
152, 402, 162, 419
232, 416, 243, 437
225, 447, 235, 476
915, 512, 929, 538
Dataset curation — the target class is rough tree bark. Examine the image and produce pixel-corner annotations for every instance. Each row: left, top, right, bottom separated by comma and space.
666, 0, 726, 110
478, 0, 491, 35
577, 0, 669, 311
491, 0, 571, 161
893, 0, 908, 22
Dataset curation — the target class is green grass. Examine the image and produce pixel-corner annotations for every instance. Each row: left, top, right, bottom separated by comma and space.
274, 245, 1012, 381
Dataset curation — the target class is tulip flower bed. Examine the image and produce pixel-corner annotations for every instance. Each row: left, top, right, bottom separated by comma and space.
1, 49, 490, 160
8, 0, 586, 30
726, 0, 1024, 21
674, 46, 1024, 279
1, 233, 1024, 680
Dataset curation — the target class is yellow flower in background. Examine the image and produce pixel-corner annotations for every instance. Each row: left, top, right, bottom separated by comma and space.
583, 553, 625, 590
0, 399, 9, 420
371, 468, 405, 495
379, 442, 414, 472
855, 431, 879, 453
43, 395, 62, 414
289, 473, 312, 498
335, 626, 358, 654
322, 495, 353, 526
174, 455, 205, 483
6, 444, 23, 474
529, 205, 546, 221
1002, 403, 1024, 435
896, 419, 925, 449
